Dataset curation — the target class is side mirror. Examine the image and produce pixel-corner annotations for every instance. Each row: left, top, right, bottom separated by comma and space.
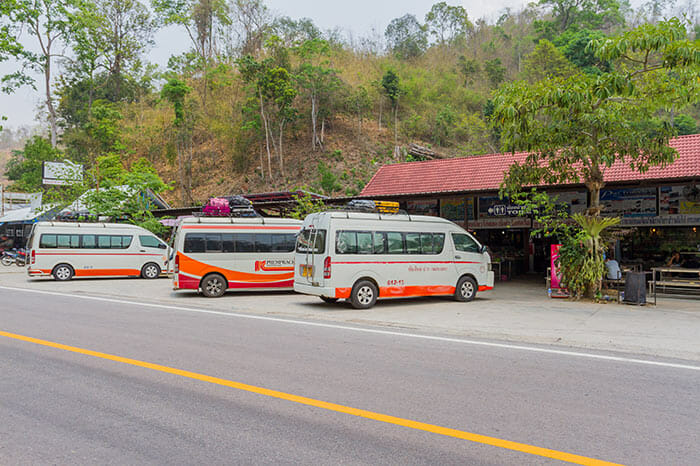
480, 245, 488, 254
159, 243, 167, 249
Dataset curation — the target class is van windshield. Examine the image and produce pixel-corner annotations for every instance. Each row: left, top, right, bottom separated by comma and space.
296, 229, 326, 253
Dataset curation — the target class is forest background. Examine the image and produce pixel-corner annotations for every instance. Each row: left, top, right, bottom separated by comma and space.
1, 0, 699, 207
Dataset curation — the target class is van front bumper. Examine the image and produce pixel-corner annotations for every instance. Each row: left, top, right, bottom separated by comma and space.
294, 281, 335, 298
27, 267, 49, 277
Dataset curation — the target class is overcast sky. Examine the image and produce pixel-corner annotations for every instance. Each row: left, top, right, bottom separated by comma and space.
0, 0, 528, 130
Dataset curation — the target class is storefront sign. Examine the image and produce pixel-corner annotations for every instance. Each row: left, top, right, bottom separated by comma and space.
406, 199, 438, 216
619, 214, 700, 227
600, 187, 657, 218
468, 217, 532, 229
440, 197, 465, 222
478, 196, 523, 217
547, 190, 588, 215
659, 185, 700, 215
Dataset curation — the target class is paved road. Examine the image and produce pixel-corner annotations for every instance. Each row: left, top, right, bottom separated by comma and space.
1, 286, 699, 465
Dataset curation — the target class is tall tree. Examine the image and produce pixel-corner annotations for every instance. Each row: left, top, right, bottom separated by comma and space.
521, 39, 576, 82
381, 69, 402, 150
4, 0, 83, 147
294, 38, 340, 150
228, 0, 271, 57
493, 18, 700, 214
425, 2, 473, 45
161, 77, 194, 204
385, 14, 427, 60
536, 0, 626, 37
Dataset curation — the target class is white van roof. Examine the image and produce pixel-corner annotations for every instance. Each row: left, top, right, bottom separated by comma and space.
179, 216, 301, 226
313, 211, 456, 225
34, 221, 143, 229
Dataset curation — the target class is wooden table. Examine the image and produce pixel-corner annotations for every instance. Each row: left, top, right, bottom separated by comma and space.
651, 267, 700, 304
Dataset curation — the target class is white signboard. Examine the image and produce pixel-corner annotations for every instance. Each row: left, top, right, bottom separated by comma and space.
620, 215, 700, 227
42, 161, 83, 186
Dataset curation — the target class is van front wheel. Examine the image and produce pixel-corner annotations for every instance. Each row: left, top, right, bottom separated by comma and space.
455, 276, 477, 302
350, 280, 378, 309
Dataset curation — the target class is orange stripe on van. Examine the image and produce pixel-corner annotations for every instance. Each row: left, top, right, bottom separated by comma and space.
74, 269, 141, 277
335, 286, 456, 299
177, 253, 294, 283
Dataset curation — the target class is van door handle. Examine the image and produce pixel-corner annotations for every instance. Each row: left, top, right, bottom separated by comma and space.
140, 249, 146, 252
455, 255, 462, 259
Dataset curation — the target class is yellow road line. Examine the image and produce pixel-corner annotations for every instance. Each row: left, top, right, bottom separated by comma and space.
0, 329, 623, 466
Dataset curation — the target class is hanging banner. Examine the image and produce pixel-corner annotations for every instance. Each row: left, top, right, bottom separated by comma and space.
440, 197, 465, 222
659, 185, 700, 215
406, 199, 438, 216
600, 187, 657, 217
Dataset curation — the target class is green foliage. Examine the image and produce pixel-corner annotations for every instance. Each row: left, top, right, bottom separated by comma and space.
535, 0, 626, 37
385, 14, 428, 60
5, 136, 61, 191
317, 161, 341, 194
425, 2, 473, 45
290, 189, 326, 220
522, 39, 575, 82
457, 55, 480, 86
674, 114, 697, 135
381, 69, 402, 107
494, 19, 700, 212
484, 59, 506, 87
161, 78, 191, 126
553, 29, 611, 74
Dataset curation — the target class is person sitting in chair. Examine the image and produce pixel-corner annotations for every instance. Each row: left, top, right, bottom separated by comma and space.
666, 251, 682, 268
605, 256, 622, 280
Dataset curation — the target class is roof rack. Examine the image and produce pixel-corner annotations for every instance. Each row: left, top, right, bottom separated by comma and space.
193, 206, 260, 219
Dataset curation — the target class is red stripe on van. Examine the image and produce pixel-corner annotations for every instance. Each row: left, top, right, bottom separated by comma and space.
181, 225, 300, 230
331, 260, 480, 265
35, 252, 162, 256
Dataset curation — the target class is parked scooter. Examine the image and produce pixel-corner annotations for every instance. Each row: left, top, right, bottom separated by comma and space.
1, 249, 27, 267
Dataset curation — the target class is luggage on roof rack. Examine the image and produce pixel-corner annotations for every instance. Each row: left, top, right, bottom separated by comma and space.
200, 195, 260, 217
345, 199, 400, 214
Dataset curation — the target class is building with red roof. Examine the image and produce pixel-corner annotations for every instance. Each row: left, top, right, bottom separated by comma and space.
359, 134, 700, 276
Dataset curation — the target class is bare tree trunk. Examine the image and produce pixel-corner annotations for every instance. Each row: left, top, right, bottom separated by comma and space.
278, 120, 285, 175
320, 119, 325, 146
259, 143, 265, 180
44, 57, 57, 147
311, 93, 317, 150
393, 104, 398, 145
378, 98, 383, 130
259, 91, 272, 179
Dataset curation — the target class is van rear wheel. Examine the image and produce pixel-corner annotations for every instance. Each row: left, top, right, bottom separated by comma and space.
455, 276, 477, 302
53, 264, 74, 281
141, 262, 161, 279
350, 280, 378, 309
201, 274, 227, 298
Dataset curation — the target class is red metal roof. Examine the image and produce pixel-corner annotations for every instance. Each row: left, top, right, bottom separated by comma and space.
360, 134, 700, 197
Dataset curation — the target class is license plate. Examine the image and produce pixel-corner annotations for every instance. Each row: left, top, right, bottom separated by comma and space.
300, 265, 313, 277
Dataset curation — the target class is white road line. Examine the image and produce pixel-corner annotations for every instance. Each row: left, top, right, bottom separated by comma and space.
2, 284, 699, 372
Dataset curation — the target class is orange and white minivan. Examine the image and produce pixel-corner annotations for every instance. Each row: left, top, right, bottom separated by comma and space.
27, 222, 169, 280
171, 216, 301, 297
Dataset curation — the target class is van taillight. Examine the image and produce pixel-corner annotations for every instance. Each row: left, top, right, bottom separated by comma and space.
323, 256, 331, 279
31, 250, 35, 264
174, 254, 179, 273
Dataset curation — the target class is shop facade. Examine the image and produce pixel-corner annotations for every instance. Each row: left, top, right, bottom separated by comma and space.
360, 134, 700, 277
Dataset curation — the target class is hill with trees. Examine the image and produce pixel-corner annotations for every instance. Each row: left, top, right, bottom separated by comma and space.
1, 0, 699, 206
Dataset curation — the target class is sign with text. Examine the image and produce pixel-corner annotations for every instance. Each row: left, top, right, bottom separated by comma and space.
468, 216, 532, 229
42, 161, 83, 186
478, 196, 523, 218
440, 197, 466, 222
619, 215, 700, 227
600, 187, 657, 218
406, 199, 438, 216
659, 185, 700, 215
547, 190, 588, 215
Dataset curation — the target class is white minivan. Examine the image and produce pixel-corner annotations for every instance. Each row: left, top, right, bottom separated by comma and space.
27, 222, 169, 281
294, 210, 494, 309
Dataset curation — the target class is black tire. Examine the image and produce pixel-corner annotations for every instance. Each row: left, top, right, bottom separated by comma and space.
1, 255, 13, 266
53, 264, 74, 281
350, 280, 378, 309
455, 276, 477, 302
320, 296, 338, 303
141, 262, 161, 279
201, 274, 227, 298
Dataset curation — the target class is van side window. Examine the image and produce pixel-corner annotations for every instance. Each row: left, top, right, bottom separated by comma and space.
81, 235, 97, 249
222, 233, 235, 252
184, 233, 205, 253
452, 233, 480, 253
432, 233, 445, 254
405, 233, 421, 254
97, 235, 111, 249
235, 233, 255, 252
373, 232, 387, 254
255, 234, 272, 252
386, 232, 404, 253
39, 234, 57, 248
205, 234, 222, 252
336, 231, 357, 254
356, 232, 373, 254
139, 235, 162, 248
272, 234, 296, 252
57, 234, 72, 248
419, 233, 434, 254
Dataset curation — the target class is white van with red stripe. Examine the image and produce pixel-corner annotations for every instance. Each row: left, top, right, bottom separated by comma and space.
171, 216, 302, 297
27, 222, 169, 281
294, 211, 494, 309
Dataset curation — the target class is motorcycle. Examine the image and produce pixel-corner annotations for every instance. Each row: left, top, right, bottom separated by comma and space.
1, 249, 27, 267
